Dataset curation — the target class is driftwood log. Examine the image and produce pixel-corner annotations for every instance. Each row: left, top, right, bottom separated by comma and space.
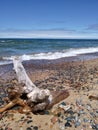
0, 57, 69, 113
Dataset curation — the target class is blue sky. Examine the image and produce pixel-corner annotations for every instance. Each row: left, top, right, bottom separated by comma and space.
0, 0, 98, 38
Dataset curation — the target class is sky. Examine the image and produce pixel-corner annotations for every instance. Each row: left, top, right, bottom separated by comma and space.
0, 0, 98, 39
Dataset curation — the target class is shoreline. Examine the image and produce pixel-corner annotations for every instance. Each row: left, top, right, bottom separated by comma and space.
0, 53, 98, 81
0, 51, 98, 66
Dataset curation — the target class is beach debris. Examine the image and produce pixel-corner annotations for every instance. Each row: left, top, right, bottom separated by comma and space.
89, 95, 98, 100
0, 57, 69, 113
59, 104, 71, 112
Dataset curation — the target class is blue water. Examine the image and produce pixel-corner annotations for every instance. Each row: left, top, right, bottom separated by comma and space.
0, 38, 98, 65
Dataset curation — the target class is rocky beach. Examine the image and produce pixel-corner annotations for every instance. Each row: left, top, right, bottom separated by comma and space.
0, 56, 98, 130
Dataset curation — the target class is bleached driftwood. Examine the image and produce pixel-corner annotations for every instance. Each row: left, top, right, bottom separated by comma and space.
0, 57, 69, 113
13, 57, 52, 103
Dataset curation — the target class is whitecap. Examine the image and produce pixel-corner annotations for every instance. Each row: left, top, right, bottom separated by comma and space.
1, 47, 98, 65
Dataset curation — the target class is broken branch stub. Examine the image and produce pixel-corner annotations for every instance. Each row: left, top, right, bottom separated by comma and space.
13, 57, 36, 93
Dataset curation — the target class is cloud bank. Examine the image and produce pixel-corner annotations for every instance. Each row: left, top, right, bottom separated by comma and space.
0, 28, 98, 39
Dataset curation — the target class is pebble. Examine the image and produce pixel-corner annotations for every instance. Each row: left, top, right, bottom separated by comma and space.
33, 126, 38, 130
68, 110, 74, 115
91, 124, 98, 130
79, 110, 85, 114
51, 116, 58, 124
65, 121, 72, 127
57, 112, 62, 117
0, 100, 4, 105
21, 116, 25, 119
86, 104, 91, 110
90, 112, 95, 117
61, 102, 66, 106
83, 118, 89, 123
65, 116, 75, 122
27, 120, 33, 124
44, 110, 50, 115
75, 121, 81, 128
26, 127, 32, 130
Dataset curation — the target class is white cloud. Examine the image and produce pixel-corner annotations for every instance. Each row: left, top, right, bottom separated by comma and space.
0, 29, 98, 39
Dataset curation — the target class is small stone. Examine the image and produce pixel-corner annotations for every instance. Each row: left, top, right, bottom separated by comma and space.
83, 118, 89, 123
59, 104, 71, 111
51, 116, 58, 124
57, 112, 61, 117
86, 104, 91, 110
68, 110, 74, 115
50, 124, 53, 129
0, 128, 3, 130
0, 100, 4, 105
27, 120, 33, 124
92, 124, 98, 130
26, 127, 32, 130
45, 122, 48, 125
75, 121, 81, 128
79, 110, 85, 114
44, 110, 49, 115
27, 116, 32, 119
90, 112, 95, 117
96, 124, 98, 129
59, 124, 65, 130
65, 122, 72, 127
65, 116, 75, 122
61, 102, 66, 106
33, 126, 38, 130
21, 116, 25, 119
95, 111, 98, 116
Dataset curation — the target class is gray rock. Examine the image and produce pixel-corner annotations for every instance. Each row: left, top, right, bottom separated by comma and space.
26, 127, 32, 130
65, 116, 75, 122
75, 121, 81, 128
83, 118, 89, 122
33, 126, 38, 130
91, 124, 98, 130
65, 121, 72, 127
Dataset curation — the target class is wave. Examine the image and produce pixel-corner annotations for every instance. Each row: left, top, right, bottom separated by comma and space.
0, 60, 12, 65
1, 47, 98, 65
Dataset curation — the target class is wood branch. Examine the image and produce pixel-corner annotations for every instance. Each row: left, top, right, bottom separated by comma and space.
46, 90, 69, 109
0, 57, 69, 113
13, 57, 52, 103
89, 95, 98, 100
0, 98, 31, 113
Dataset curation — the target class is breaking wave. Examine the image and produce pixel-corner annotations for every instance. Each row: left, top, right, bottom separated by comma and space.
0, 47, 98, 65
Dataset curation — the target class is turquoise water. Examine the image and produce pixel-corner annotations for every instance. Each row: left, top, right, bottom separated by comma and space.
0, 39, 98, 65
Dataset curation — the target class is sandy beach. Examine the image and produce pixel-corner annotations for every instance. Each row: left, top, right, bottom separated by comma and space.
0, 56, 98, 130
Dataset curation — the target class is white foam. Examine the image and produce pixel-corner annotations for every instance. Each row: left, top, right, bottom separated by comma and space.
2, 47, 98, 64
0, 60, 12, 65
1, 40, 5, 43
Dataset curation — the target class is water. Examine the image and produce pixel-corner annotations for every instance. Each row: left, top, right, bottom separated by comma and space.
0, 38, 98, 65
